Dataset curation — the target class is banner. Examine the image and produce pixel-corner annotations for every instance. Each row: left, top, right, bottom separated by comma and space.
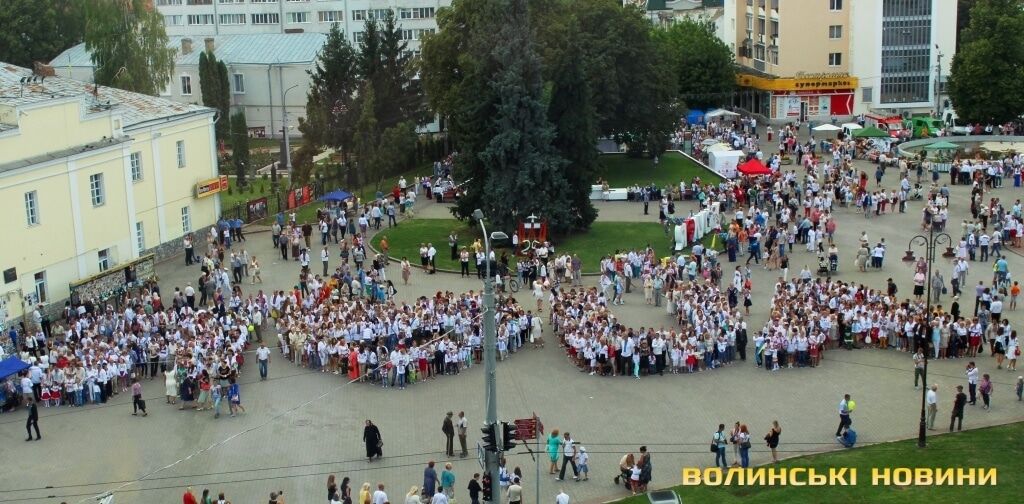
246, 197, 269, 221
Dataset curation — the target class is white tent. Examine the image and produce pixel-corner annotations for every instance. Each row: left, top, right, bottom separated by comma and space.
706, 143, 732, 152
812, 123, 841, 131
708, 149, 743, 179
705, 108, 740, 118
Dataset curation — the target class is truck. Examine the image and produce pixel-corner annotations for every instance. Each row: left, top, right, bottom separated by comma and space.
903, 115, 945, 138
864, 113, 905, 138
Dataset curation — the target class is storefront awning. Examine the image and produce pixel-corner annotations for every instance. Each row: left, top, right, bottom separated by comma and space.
737, 73, 858, 93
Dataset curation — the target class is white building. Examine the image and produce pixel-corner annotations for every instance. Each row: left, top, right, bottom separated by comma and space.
850, 0, 955, 118
154, 0, 448, 52
52, 34, 325, 139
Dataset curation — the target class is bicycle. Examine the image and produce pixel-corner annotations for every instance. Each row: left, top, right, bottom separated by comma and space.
507, 277, 521, 293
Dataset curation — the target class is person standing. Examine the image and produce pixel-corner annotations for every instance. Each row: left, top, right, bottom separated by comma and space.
913, 349, 926, 389
371, 484, 388, 504
467, 473, 481, 504
363, 420, 383, 461
423, 461, 438, 496
950, 385, 967, 431
442, 412, 456, 457
736, 425, 751, 468
256, 342, 271, 381
457, 411, 469, 458
441, 463, 456, 500
835, 394, 853, 438
556, 489, 570, 504
130, 378, 147, 417
507, 477, 522, 504
764, 420, 782, 463
712, 424, 728, 469
25, 399, 40, 441
449, 232, 459, 261
979, 373, 993, 410
557, 431, 579, 481
966, 361, 979, 405
926, 384, 938, 429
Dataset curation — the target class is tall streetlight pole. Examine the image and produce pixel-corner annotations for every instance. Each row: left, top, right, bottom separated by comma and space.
281, 84, 300, 172
474, 209, 500, 499
903, 225, 952, 448
934, 45, 944, 119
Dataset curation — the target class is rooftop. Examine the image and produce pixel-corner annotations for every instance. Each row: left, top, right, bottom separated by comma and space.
0, 135, 131, 175
51, 33, 327, 69
0, 63, 211, 129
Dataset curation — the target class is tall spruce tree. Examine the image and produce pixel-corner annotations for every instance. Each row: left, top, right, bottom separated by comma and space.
948, 0, 1024, 123
199, 50, 231, 141
478, 0, 572, 234
231, 111, 250, 187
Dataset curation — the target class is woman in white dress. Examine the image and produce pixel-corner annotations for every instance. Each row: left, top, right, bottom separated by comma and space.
530, 313, 544, 348
533, 280, 544, 313
163, 363, 178, 405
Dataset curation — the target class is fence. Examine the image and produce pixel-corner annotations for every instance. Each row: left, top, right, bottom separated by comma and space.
221, 180, 326, 223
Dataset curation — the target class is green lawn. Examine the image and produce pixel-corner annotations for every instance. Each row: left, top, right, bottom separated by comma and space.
598, 151, 722, 188
613, 422, 1024, 504
372, 218, 719, 273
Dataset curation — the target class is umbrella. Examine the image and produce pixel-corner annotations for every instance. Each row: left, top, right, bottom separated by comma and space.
922, 141, 960, 151
319, 190, 353, 202
851, 126, 889, 138
706, 143, 732, 152
841, 122, 863, 130
701, 138, 720, 146
737, 158, 772, 176
812, 124, 841, 132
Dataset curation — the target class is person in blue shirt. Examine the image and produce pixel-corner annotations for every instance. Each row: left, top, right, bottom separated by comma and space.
839, 427, 857, 448
7, 327, 17, 352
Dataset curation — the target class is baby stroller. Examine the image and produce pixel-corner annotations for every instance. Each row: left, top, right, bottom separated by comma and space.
909, 183, 924, 201
817, 253, 829, 277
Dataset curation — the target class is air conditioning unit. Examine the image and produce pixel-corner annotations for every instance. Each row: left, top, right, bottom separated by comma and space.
901, 110, 911, 119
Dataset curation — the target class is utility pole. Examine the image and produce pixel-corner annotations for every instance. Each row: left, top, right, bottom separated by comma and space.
934, 46, 943, 119
474, 209, 499, 501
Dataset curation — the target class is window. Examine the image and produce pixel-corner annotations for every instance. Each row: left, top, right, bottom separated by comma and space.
187, 0, 213, 4
353, 31, 365, 43
89, 173, 105, 207
180, 75, 192, 95
136, 222, 146, 252
250, 0, 277, 2
352, 9, 390, 21
219, 14, 246, 25
770, 19, 778, 37
754, 44, 765, 61
181, 206, 192, 233
400, 28, 435, 41
287, 12, 309, 23
829, 0, 842, 10
252, 13, 281, 24
176, 140, 186, 168
157, 0, 183, 5
318, 10, 343, 22
828, 52, 842, 66
98, 249, 111, 272
745, 14, 752, 32
829, 25, 843, 39
24, 191, 39, 226
33, 272, 47, 304
219, 0, 244, 3
233, 73, 245, 94
130, 152, 143, 182
758, 16, 765, 34
286, 0, 309, 2
399, 7, 435, 19
862, 87, 873, 103
165, 15, 183, 26
187, 14, 215, 25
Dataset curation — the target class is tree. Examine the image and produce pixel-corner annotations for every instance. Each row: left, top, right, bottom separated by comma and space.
230, 111, 250, 187
352, 85, 380, 195
199, 51, 231, 141
947, 0, 1024, 123
375, 122, 419, 184
299, 24, 361, 185
657, 17, 735, 110
0, 0, 84, 68
84, 0, 175, 96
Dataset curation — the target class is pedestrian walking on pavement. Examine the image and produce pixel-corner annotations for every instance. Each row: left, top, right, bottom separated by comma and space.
256, 342, 271, 381
364, 420, 383, 461
457, 411, 469, 457
950, 385, 967, 431
557, 431, 579, 481
423, 461, 438, 496
130, 378, 147, 417
442, 411, 456, 457
835, 394, 853, 438
764, 420, 782, 463
966, 361, 979, 405
979, 373, 993, 410
25, 399, 40, 441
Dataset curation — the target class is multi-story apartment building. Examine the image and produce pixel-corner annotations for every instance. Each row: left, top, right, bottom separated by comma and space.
729, 0, 954, 121
0, 63, 219, 326
154, 0, 448, 52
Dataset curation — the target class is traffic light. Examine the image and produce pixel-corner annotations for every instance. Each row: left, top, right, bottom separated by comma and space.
501, 422, 518, 451
482, 422, 498, 452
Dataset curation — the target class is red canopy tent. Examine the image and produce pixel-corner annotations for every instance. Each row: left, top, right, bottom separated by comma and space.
737, 158, 772, 176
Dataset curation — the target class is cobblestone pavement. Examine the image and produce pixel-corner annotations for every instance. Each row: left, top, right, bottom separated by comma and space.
2, 161, 1023, 504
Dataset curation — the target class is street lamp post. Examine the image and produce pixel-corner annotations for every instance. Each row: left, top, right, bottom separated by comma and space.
281, 84, 300, 172
903, 226, 952, 448
473, 209, 499, 499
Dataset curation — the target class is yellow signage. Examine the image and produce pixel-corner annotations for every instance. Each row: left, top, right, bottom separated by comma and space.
738, 73, 858, 92
196, 175, 229, 198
